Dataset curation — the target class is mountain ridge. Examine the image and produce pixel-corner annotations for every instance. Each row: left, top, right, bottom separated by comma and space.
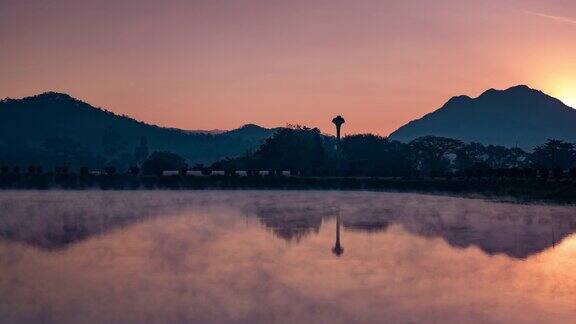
0, 92, 278, 168
1, 91, 264, 135
389, 85, 576, 149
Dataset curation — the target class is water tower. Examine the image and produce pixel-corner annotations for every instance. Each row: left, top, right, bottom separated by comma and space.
332, 115, 345, 140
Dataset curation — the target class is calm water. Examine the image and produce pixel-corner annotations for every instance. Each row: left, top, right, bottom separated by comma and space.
1, 191, 576, 324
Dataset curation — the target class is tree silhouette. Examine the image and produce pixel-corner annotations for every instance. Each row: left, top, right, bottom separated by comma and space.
410, 136, 463, 175
532, 139, 576, 169
340, 134, 414, 176
237, 125, 333, 174
454, 142, 489, 175
133, 136, 149, 165
141, 151, 188, 175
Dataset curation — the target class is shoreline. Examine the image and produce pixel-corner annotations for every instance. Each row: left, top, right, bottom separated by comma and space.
2, 175, 576, 204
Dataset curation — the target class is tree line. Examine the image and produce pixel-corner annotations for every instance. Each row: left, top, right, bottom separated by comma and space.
217, 125, 576, 178
3, 124, 576, 178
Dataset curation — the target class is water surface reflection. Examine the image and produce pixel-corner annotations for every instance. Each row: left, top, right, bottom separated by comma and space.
1, 191, 576, 323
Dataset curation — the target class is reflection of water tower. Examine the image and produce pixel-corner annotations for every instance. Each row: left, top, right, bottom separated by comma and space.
332, 214, 344, 256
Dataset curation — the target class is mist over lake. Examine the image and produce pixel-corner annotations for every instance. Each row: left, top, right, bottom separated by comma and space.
1, 190, 576, 323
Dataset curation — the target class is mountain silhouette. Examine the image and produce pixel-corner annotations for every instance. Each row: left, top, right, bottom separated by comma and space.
0, 92, 277, 168
389, 85, 576, 149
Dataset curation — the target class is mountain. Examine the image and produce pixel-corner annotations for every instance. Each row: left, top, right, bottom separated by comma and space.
182, 129, 226, 135
389, 85, 576, 149
0, 92, 277, 168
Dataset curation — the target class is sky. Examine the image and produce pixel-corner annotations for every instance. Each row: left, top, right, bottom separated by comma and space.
1, 0, 575, 136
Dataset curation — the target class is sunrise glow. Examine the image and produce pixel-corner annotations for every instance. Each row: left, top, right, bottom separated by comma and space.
1, 1, 575, 134
3, 2, 576, 323
556, 89, 576, 109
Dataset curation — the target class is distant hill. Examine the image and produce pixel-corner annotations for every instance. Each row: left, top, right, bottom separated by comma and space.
182, 129, 226, 135
389, 85, 576, 149
0, 92, 277, 168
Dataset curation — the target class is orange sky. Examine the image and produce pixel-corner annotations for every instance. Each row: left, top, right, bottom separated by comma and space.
1, 0, 575, 135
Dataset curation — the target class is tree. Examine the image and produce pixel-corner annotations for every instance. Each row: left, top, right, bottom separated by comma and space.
104, 167, 116, 175
141, 151, 188, 175
129, 166, 140, 176
454, 142, 486, 172
101, 128, 129, 168
133, 136, 149, 164
410, 136, 463, 175
79, 166, 89, 176
484, 145, 526, 169
531, 139, 576, 169
340, 134, 414, 176
251, 126, 332, 174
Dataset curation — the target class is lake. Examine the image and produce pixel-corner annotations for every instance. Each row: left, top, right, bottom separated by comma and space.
1, 190, 576, 323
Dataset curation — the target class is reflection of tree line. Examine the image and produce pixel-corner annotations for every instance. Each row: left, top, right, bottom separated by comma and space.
1, 193, 575, 259
245, 200, 576, 259
253, 206, 327, 242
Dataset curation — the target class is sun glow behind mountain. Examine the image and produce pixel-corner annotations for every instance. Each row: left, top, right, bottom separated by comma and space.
562, 97, 576, 109
557, 91, 576, 109
544, 76, 576, 109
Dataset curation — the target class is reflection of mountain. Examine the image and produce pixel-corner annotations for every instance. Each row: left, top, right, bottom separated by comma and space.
343, 220, 389, 232
341, 207, 392, 232
246, 194, 576, 259
1, 191, 576, 259
0, 192, 194, 250
0, 212, 132, 250
398, 212, 576, 259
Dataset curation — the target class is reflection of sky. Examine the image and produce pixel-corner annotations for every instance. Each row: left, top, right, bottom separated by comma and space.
1, 191, 576, 323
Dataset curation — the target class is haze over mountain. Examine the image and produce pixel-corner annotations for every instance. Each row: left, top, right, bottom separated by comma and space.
389, 85, 576, 150
0, 92, 277, 168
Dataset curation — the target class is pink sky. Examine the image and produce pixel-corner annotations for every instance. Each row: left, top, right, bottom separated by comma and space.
1, 0, 575, 135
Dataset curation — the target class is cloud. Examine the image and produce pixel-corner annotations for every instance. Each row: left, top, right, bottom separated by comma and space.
522, 10, 576, 25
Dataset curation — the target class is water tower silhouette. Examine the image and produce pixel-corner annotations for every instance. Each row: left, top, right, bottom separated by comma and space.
332, 115, 346, 176
332, 115, 345, 140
